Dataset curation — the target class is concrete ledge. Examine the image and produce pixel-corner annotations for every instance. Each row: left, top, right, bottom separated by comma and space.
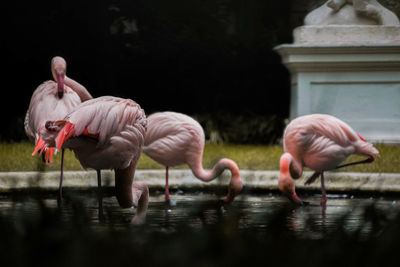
0, 170, 400, 193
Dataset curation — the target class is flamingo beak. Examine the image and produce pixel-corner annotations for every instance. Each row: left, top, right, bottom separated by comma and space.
223, 188, 238, 203
56, 73, 64, 98
288, 192, 305, 206
224, 177, 243, 203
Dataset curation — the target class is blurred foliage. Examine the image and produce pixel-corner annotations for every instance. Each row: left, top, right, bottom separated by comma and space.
195, 112, 286, 144
2, 111, 287, 144
3, 0, 292, 142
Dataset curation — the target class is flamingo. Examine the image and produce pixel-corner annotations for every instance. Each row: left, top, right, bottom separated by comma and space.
37, 96, 149, 224
143, 111, 243, 203
278, 114, 380, 206
25, 56, 92, 198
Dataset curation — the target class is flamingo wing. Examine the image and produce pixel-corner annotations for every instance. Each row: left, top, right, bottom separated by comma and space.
143, 112, 204, 167
63, 96, 146, 145
38, 96, 147, 170
284, 114, 360, 171
26, 81, 81, 135
27, 81, 81, 163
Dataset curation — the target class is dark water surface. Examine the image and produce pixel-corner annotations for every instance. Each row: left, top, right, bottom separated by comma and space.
1, 190, 400, 266
1, 191, 400, 236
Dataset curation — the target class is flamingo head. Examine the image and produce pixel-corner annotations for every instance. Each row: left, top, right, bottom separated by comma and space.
45, 120, 66, 132
224, 175, 243, 203
278, 154, 304, 205
51, 56, 67, 98
218, 158, 243, 203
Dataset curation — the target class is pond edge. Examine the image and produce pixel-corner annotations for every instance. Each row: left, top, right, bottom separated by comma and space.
0, 170, 399, 193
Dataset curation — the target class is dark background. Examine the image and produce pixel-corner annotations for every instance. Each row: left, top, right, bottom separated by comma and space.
3, 0, 399, 143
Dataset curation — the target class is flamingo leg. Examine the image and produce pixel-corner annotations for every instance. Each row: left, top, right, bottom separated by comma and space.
97, 169, 104, 221
58, 149, 65, 204
320, 172, 327, 207
336, 155, 374, 169
97, 169, 102, 188
165, 166, 170, 202
304, 171, 321, 185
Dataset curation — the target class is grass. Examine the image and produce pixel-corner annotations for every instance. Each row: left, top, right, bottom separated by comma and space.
1, 141, 400, 173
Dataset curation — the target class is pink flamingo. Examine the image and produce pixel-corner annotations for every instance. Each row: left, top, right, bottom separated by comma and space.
143, 111, 243, 202
278, 114, 380, 206
37, 96, 149, 224
25, 56, 92, 198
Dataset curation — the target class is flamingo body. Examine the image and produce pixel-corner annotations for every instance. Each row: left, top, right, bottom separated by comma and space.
25, 81, 81, 140
143, 111, 243, 202
55, 96, 147, 171
25, 56, 92, 163
143, 112, 204, 168
279, 114, 379, 205
38, 96, 149, 222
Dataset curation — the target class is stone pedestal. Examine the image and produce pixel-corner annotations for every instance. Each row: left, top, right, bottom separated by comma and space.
275, 43, 400, 143
274, 1, 400, 143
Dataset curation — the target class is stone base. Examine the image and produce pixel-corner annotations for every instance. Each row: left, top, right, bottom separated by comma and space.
294, 25, 400, 45
275, 44, 400, 144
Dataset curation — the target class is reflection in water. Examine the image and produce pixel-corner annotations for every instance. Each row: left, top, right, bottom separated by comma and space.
1, 192, 400, 266
0, 192, 399, 238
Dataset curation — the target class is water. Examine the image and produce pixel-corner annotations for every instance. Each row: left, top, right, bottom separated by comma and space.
1, 191, 400, 266
1, 191, 399, 237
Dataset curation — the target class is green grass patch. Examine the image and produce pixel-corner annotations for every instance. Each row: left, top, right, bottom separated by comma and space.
0, 142, 399, 173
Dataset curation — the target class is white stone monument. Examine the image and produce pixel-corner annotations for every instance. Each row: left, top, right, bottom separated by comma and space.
275, 0, 400, 143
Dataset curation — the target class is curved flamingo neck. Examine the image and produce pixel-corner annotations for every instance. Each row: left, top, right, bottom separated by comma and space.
191, 158, 242, 202
279, 153, 304, 204
280, 152, 303, 179
51, 63, 65, 98
114, 160, 136, 207
114, 158, 149, 223
191, 158, 237, 182
64, 75, 93, 102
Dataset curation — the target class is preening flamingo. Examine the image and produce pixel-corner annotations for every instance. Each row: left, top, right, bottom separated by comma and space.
25, 56, 92, 198
143, 111, 243, 202
37, 96, 149, 224
278, 114, 380, 206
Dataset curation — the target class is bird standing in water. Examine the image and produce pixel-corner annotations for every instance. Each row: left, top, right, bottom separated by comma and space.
25, 56, 92, 199
37, 96, 149, 224
143, 111, 243, 203
278, 114, 380, 206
